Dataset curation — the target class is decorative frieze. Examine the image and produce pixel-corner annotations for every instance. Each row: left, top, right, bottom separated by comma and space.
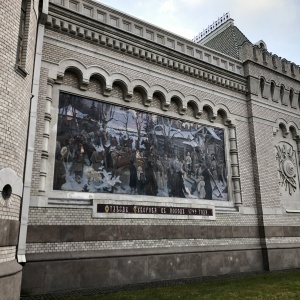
46, 5, 246, 94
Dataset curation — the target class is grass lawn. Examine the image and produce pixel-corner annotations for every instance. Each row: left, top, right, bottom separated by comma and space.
64, 270, 300, 300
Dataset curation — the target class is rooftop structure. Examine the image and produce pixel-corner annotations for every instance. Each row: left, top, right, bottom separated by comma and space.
192, 12, 231, 43
193, 13, 251, 60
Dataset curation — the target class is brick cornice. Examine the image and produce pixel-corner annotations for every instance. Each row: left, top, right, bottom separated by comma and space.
46, 4, 247, 95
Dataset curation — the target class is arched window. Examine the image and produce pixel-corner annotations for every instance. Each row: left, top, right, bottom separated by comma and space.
280, 85, 285, 104
270, 81, 275, 101
260, 78, 265, 97
272, 55, 277, 69
282, 60, 287, 73
289, 89, 294, 107
262, 51, 267, 64
256, 40, 267, 50
291, 64, 295, 75
253, 47, 257, 60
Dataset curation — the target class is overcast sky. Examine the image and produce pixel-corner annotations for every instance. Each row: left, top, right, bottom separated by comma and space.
96, 0, 300, 65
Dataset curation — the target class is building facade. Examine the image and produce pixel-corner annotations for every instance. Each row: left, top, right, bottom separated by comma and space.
1, 0, 300, 298
0, 0, 48, 299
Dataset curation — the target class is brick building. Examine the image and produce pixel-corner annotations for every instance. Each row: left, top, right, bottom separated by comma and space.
0, 0, 47, 299
1, 0, 300, 298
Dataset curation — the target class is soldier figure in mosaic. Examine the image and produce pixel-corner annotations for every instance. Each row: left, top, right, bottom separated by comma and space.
184, 152, 192, 177
144, 161, 158, 196
90, 148, 105, 172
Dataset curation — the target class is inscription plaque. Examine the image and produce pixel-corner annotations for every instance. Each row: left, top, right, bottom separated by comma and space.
93, 199, 215, 220
97, 203, 213, 216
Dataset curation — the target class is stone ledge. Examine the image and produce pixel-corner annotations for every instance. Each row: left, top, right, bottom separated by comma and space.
26, 225, 261, 243
25, 243, 262, 262
26, 224, 300, 244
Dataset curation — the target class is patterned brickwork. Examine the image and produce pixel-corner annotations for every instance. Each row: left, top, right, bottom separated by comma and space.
62, 70, 79, 88
252, 122, 280, 208
215, 112, 224, 124
110, 83, 124, 99
27, 207, 260, 226
252, 103, 300, 124
0, 0, 37, 177
89, 77, 102, 94
151, 95, 162, 109
256, 95, 300, 114
235, 120, 256, 207
199, 109, 210, 121
0, 0, 38, 272
246, 63, 300, 119
264, 214, 300, 226
42, 30, 248, 118
44, 28, 244, 93
247, 63, 300, 94
186, 105, 194, 118
266, 237, 300, 244
25, 238, 260, 254
0, 246, 16, 263
0, 196, 21, 220
29, 207, 300, 226
132, 90, 143, 105
246, 98, 282, 210
169, 100, 179, 114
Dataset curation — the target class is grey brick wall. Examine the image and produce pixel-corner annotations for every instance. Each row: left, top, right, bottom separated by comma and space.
30, 68, 48, 196
0, 0, 37, 265
0, 0, 36, 177
28, 7, 259, 260
0, 1, 39, 299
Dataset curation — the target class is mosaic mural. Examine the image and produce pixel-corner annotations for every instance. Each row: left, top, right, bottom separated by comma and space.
54, 92, 228, 200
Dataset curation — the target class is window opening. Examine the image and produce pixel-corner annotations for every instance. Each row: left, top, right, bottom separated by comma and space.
280, 85, 285, 103
260, 78, 265, 96
17, 0, 28, 66
289, 89, 294, 107
270, 82, 275, 101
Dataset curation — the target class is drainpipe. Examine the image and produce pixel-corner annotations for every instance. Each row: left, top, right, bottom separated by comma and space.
17, 0, 49, 264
